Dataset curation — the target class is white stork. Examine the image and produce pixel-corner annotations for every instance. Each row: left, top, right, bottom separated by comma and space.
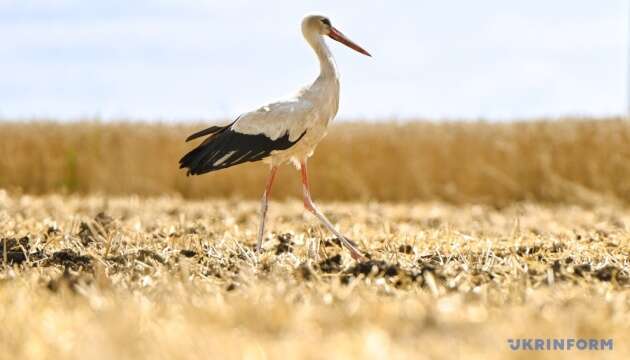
179, 14, 371, 260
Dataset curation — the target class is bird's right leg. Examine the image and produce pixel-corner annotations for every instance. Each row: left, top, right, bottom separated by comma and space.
300, 160, 365, 261
256, 165, 278, 253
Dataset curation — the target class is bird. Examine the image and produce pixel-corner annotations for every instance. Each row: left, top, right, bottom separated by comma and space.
179, 14, 371, 260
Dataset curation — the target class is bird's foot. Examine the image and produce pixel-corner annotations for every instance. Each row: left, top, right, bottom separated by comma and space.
349, 250, 367, 262
340, 237, 367, 262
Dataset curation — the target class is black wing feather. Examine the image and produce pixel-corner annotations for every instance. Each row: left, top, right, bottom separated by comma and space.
185, 118, 238, 142
185, 126, 225, 142
179, 127, 306, 176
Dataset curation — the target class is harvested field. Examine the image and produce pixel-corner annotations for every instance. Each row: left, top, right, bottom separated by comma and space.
1, 192, 628, 359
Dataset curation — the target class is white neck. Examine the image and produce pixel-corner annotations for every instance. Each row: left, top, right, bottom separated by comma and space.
304, 33, 338, 79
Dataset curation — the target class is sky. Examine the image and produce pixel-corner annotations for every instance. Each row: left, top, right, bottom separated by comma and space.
0, 0, 628, 121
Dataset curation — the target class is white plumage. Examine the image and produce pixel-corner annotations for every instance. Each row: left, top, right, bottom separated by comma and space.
180, 14, 371, 260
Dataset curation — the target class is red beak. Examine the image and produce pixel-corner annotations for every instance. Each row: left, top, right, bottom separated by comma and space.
328, 26, 372, 57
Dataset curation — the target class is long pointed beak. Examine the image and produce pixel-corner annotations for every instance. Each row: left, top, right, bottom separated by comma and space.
328, 26, 372, 57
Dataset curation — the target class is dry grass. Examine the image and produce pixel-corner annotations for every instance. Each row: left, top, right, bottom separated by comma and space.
1, 118, 629, 205
1, 118, 629, 358
1, 192, 629, 359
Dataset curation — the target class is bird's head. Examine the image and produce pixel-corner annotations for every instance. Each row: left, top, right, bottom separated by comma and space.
302, 14, 371, 57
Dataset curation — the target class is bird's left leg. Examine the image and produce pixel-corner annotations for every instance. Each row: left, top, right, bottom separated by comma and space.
300, 160, 365, 261
256, 165, 279, 252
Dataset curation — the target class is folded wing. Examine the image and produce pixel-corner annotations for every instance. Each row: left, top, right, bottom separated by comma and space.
179, 99, 313, 175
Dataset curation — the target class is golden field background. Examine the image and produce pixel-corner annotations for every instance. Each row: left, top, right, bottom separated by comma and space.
1, 117, 629, 205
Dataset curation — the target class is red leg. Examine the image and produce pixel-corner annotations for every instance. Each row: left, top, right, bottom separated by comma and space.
256, 166, 278, 252
300, 161, 314, 212
300, 160, 365, 261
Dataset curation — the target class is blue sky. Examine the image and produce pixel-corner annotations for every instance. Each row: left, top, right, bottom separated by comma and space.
0, 0, 627, 121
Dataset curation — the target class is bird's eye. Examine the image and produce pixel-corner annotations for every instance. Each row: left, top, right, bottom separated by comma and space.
321, 18, 331, 27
